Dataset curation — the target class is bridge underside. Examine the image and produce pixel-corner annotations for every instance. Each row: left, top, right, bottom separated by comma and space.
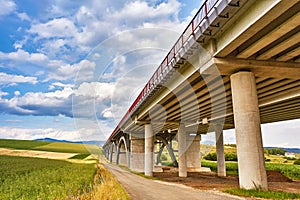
104, 0, 300, 191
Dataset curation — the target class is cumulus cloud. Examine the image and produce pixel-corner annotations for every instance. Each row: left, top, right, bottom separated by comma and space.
0, 126, 102, 141
17, 12, 30, 21
0, 49, 48, 64
0, 0, 16, 17
28, 18, 77, 39
0, 72, 38, 86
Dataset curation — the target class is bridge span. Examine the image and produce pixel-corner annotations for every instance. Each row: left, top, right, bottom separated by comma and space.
103, 0, 300, 190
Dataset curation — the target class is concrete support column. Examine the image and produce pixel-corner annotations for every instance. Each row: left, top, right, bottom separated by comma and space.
130, 135, 144, 172
178, 123, 187, 177
145, 124, 154, 176
112, 143, 117, 163
186, 134, 201, 172
231, 71, 268, 190
215, 125, 226, 177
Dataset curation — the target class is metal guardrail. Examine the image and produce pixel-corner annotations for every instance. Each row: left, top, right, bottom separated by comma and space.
106, 0, 222, 143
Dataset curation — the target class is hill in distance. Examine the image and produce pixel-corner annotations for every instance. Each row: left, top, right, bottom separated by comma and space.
35, 138, 105, 146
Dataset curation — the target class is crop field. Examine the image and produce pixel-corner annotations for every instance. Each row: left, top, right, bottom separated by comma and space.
0, 155, 97, 200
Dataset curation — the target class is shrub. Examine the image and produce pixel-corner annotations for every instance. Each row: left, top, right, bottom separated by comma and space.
204, 152, 238, 161
265, 148, 286, 156
284, 157, 296, 160
265, 157, 271, 162
294, 159, 300, 165
204, 153, 217, 161
225, 152, 238, 161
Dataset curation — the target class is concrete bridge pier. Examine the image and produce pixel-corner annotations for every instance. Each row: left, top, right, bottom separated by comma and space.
178, 123, 187, 177
111, 143, 117, 163
186, 134, 201, 172
231, 71, 268, 190
129, 134, 145, 172
145, 124, 154, 176
215, 125, 226, 177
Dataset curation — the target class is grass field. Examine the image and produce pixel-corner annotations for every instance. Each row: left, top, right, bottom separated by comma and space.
201, 160, 300, 180
0, 139, 101, 155
0, 139, 50, 150
0, 155, 97, 200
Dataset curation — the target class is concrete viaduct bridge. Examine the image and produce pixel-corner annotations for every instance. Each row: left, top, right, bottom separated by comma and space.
103, 0, 300, 190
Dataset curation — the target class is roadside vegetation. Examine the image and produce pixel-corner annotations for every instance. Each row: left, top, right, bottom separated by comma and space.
82, 163, 130, 200
224, 188, 300, 199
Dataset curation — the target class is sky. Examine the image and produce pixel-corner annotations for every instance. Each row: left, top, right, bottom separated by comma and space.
0, 0, 299, 147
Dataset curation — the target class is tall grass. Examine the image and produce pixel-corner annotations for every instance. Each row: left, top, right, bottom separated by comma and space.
81, 164, 130, 200
0, 155, 97, 200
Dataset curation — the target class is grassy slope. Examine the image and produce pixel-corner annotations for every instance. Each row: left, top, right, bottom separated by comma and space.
0, 139, 100, 155
0, 139, 50, 150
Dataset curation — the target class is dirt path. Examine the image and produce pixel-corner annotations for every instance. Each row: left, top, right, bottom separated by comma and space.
103, 163, 244, 200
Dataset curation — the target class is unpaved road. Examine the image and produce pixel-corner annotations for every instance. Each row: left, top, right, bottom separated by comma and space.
104, 163, 244, 200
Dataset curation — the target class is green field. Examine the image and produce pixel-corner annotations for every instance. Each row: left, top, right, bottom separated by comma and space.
0, 155, 97, 200
201, 160, 300, 180
0, 139, 101, 155
0, 139, 50, 150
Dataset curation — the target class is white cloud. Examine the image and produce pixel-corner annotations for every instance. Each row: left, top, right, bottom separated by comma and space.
0, 0, 16, 17
48, 59, 96, 81
0, 49, 48, 64
75, 82, 115, 102
0, 90, 9, 98
0, 72, 38, 86
14, 91, 20, 96
48, 82, 74, 90
17, 12, 30, 21
28, 18, 77, 39
0, 126, 100, 141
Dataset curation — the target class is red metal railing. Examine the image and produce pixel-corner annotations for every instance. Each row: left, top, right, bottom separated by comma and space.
106, 0, 221, 143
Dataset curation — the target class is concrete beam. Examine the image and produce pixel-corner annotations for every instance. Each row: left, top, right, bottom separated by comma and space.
215, 125, 226, 177
145, 124, 154, 176
178, 123, 187, 177
212, 57, 300, 79
130, 134, 145, 172
257, 31, 300, 60
277, 46, 300, 61
237, 11, 300, 58
186, 134, 201, 172
215, 0, 299, 57
230, 71, 268, 190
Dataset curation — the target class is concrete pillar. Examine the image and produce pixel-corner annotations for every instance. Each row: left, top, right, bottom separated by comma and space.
186, 134, 201, 172
111, 143, 117, 163
130, 135, 145, 172
215, 125, 226, 177
145, 124, 154, 176
118, 143, 127, 166
178, 123, 187, 177
231, 71, 268, 190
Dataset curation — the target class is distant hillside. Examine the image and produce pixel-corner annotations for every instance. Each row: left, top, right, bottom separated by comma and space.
265, 147, 300, 154
35, 138, 105, 146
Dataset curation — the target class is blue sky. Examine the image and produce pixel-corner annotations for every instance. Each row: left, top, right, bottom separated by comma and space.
0, 0, 299, 147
